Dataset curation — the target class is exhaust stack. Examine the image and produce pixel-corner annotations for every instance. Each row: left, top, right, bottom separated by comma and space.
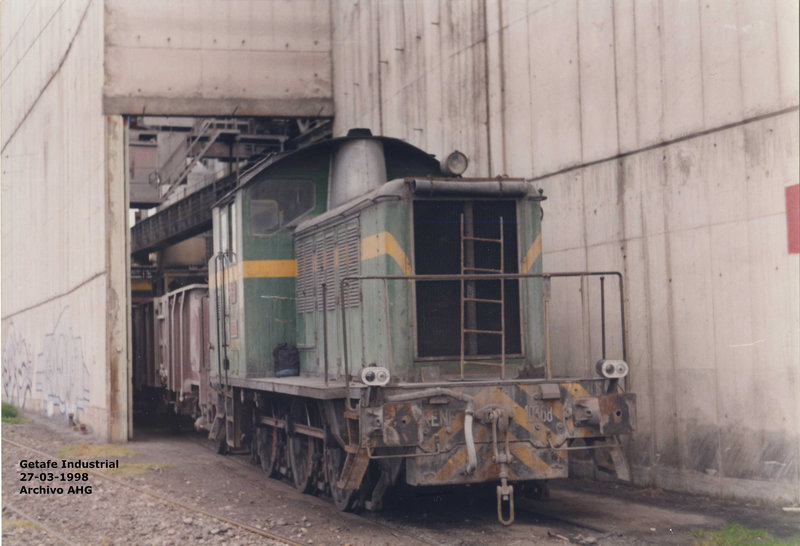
328, 129, 387, 209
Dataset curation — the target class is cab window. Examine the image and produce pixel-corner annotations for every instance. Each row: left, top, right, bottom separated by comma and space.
248, 179, 315, 236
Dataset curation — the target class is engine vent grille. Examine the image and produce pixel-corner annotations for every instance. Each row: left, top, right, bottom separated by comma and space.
296, 218, 361, 313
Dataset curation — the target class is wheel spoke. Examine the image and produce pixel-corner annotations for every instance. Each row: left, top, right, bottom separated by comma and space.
258, 425, 279, 477
289, 400, 317, 493
325, 445, 356, 511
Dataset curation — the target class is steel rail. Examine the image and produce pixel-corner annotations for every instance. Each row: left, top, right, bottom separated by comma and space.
3, 502, 79, 545
188, 433, 605, 544
512, 500, 609, 535
2, 437, 302, 546
185, 436, 440, 546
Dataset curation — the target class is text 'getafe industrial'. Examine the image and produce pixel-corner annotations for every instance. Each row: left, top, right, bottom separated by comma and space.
19, 459, 119, 469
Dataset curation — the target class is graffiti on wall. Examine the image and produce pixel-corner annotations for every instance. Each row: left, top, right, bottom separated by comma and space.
2, 306, 91, 417
35, 307, 91, 416
2, 324, 34, 408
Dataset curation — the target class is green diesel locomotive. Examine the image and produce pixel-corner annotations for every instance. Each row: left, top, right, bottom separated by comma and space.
202, 129, 635, 524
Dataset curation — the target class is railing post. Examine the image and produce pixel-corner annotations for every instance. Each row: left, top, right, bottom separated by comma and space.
543, 277, 552, 380
383, 278, 393, 370
340, 279, 354, 411
600, 276, 606, 360
617, 273, 627, 363
322, 282, 329, 387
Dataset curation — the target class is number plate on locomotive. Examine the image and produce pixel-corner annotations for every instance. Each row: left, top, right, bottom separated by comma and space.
526, 403, 554, 423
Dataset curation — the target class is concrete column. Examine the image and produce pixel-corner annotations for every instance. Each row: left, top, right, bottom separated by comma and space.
105, 115, 130, 442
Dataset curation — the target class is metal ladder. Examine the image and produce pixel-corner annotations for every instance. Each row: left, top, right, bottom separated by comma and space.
459, 214, 506, 379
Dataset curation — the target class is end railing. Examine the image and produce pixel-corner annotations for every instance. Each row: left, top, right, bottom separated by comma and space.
333, 272, 626, 397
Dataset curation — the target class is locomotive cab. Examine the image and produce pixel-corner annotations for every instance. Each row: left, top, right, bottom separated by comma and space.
204, 130, 636, 524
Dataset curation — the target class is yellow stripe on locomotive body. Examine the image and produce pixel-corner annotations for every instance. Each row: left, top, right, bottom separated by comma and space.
210, 259, 298, 286
360, 231, 412, 275
520, 232, 542, 273
373, 381, 636, 487
210, 233, 409, 284
242, 259, 297, 278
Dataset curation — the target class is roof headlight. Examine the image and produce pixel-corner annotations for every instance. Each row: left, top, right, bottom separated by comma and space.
441, 151, 469, 176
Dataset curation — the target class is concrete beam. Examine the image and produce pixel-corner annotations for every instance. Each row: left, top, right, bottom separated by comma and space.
103, 0, 333, 118
103, 96, 334, 117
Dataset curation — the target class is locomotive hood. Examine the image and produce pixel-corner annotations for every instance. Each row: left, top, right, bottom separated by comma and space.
222, 128, 441, 208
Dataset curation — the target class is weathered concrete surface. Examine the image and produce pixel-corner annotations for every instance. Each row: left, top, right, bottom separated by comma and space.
543, 111, 800, 503
2, 0, 798, 506
2, 0, 339, 441
105, 115, 131, 441
332, 0, 798, 173
330, 0, 800, 503
1, 1, 127, 440
102, 0, 333, 117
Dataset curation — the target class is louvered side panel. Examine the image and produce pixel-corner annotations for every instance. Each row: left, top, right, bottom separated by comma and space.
314, 232, 326, 312
295, 235, 314, 314
323, 230, 337, 310
338, 218, 361, 308
299, 217, 363, 315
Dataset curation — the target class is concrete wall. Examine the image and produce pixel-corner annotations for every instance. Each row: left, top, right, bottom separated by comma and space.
1, 0, 336, 442
1, 0, 129, 440
3, 0, 797, 501
331, 0, 800, 502
103, 0, 334, 117
543, 111, 799, 502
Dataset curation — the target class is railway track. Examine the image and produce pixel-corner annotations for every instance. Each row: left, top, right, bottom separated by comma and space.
2, 432, 624, 545
188, 433, 610, 544
3, 502, 78, 546
2, 436, 303, 546
514, 499, 610, 535
186, 434, 441, 546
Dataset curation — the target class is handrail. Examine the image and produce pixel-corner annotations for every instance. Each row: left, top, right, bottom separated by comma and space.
338, 271, 626, 387
160, 119, 212, 188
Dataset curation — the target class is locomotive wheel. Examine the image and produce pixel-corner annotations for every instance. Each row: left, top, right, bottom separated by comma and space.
325, 446, 357, 511
288, 400, 319, 494
257, 425, 279, 477
289, 435, 315, 493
